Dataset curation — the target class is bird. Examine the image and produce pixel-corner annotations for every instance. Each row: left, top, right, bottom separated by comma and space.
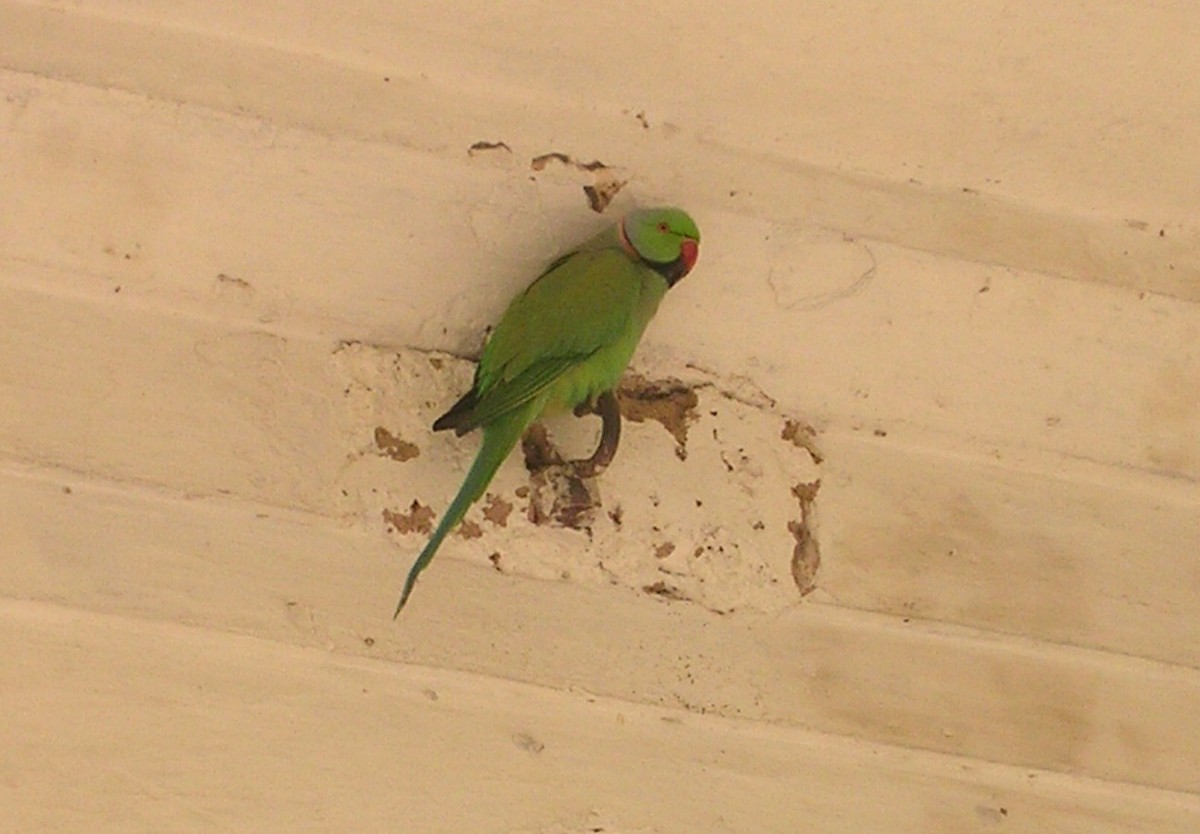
395, 206, 700, 616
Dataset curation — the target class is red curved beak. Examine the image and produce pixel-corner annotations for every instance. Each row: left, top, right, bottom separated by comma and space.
679, 238, 699, 275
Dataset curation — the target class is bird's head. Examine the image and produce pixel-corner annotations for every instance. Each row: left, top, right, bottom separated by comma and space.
621, 207, 700, 287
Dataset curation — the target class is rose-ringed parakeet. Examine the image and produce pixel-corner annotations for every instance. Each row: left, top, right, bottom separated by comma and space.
395, 207, 700, 615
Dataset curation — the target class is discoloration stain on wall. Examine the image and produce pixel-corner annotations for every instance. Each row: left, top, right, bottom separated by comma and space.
781, 418, 824, 464
373, 426, 420, 462
789, 480, 821, 596
382, 501, 434, 535
482, 493, 513, 527
619, 374, 699, 460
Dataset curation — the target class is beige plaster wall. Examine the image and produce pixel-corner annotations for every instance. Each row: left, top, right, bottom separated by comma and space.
2, 2, 1198, 831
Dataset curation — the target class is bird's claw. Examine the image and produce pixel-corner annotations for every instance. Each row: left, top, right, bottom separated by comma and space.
570, 390, 621, 478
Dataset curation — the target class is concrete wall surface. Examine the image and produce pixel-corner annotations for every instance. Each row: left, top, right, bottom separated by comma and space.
2, 2, 1198, 831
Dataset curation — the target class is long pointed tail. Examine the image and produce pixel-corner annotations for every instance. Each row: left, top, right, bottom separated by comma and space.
394, 410, 531, 616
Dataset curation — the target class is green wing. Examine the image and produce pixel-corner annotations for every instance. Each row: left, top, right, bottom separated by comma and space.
447, 247, 644, 434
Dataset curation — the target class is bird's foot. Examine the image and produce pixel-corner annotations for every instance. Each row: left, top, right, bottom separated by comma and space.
568, 390, 621, 479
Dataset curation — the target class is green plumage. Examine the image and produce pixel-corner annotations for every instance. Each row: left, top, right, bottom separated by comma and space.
395, 207, 700, 615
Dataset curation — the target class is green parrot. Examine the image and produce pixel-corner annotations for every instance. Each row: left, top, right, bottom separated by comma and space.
394, 207, 701, 615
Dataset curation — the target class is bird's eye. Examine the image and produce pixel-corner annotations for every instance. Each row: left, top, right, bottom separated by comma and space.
657, 221, 670, 233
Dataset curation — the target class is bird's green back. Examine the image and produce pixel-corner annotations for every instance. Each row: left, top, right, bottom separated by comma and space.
395, 208, 699, 614
457, 238, 669, 433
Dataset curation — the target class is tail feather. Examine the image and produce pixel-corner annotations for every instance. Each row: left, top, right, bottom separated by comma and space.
394, 409, 531, 616
431, 388, 479, 435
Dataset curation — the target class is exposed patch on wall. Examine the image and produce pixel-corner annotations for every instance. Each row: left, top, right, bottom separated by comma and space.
467, 140, 512, 155
482, 493, 513, 527
373, 426, 419, 462
619, 374, 699, 460
382, 501, 434, 535
642, 580, 690, 602
337, 345, 824, 615
788, 480, 821, 596
528, 151, 627, 213
781, 418, 824, 465
521, 423, 601, 532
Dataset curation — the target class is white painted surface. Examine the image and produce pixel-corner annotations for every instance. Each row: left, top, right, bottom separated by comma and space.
2, 1, 1198, 830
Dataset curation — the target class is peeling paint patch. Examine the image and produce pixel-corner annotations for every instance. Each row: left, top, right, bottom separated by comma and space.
483, 493, 513, 527
584, 180, 626, 213
382, 501, 434, 535
781, 418, 824, 464
373, 426, 420, 462
467, 140, 511, 155
343, 346, 821, 615
529, 152, 626, 213
788, 480, 822, 596
619, 374, 699, 460
530, 152, 573, 171
642, 580, 690, 602
527, 466, 598, 531
521, 425, 600, 531
520, 423, 563, 471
